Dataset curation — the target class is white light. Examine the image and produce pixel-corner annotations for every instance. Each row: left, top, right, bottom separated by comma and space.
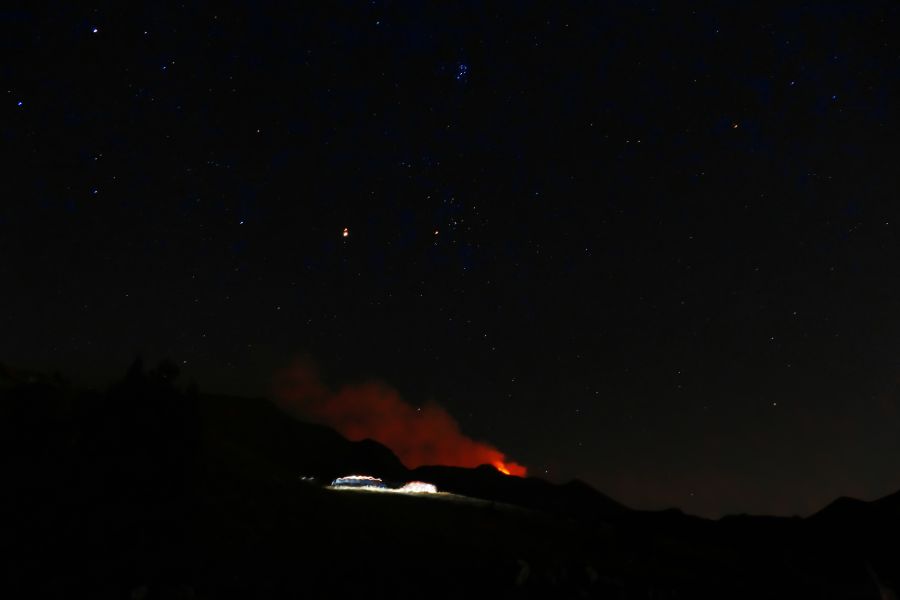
399, 481, 437, 494
331, 474, 385, 489
329, 474, 439, 495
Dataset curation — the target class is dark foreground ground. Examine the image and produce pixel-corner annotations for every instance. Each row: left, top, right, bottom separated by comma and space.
3, 362, 898, 599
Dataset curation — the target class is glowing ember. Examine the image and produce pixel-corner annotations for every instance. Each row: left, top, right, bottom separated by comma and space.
493, 461, 512, 475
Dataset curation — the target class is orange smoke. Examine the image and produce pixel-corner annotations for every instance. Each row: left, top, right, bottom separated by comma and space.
273, 359, 526, 476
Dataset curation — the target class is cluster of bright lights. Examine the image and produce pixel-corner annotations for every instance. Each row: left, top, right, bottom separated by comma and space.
331, 475, 386, 488
399, 481, 438, 494
329, 475, 439, 494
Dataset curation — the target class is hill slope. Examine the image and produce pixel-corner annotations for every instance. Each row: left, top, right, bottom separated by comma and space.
3, 367, 898, 598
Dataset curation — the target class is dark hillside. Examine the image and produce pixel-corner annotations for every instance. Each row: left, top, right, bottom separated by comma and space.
3, 363, 898, 598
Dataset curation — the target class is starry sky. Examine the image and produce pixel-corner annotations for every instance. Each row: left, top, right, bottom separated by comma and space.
4, 2, 900, 517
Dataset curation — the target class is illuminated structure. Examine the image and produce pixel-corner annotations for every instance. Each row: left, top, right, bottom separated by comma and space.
330, 475, 439, 494
330, 475, 387, 489
399, 481, 437, 494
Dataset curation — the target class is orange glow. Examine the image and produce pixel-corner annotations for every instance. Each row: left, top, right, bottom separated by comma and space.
342, 227, 349, 237
492, 460, 527, 476
273, 358, 527, 477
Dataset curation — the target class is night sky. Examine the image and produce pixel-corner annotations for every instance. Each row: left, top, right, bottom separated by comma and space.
4, 2, 900, 517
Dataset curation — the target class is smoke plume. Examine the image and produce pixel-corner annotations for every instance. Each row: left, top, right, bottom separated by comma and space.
273, 358, 526, 476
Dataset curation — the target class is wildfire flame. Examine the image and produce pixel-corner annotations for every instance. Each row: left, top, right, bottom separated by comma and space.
274, 359, 527, 477
492, 461, 512, 476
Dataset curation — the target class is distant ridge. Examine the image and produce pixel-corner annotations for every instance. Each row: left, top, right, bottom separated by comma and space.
2, 365, 899, 598
202, 391, 630, 520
